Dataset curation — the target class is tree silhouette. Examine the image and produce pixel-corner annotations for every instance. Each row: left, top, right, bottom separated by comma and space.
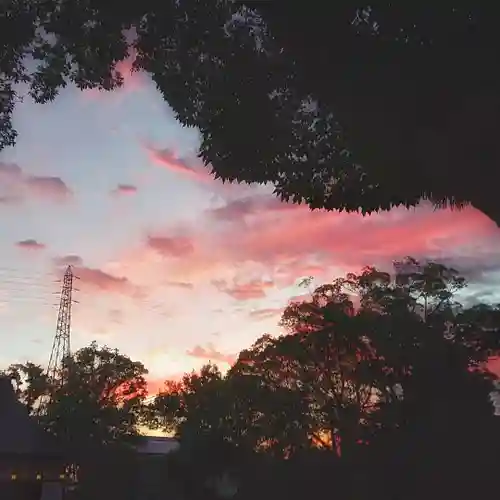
2, 3, 500, 221
42, 342, 147, 453
39, 342, 146, 500
2, 266, 496, 500
149, 258, 500, 500
1, 342, 147, 499
0, 0, 500, 222
2, 361, 49, 414
149, 364, 246, 499
239, 3, 500, 223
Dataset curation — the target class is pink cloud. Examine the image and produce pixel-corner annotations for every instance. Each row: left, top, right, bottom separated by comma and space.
16, 239, 46, 250
249, 307, 284, 320
141, 143, 254, 200
144, 145, 213, 184
147, 235, 194, 257
186, 343, 236, 366
24, 175, 72, 201
75, 266, 143, 297
213, 278, 275, 301
208, 196, 264, 221
110, 195, 500, 314
0, 194, 22, 204
166, 281, 194, 290
53, 255, 84, 267
214, 199, 496, 272
68, 185, 500, 386
115, 56, 144, 92
0, 162, 23, 181
82, 51, 147, 100
207, 194, 300, 222
146, 375, 185, 396
113, 184, 137, 196
0, 163, 71, 203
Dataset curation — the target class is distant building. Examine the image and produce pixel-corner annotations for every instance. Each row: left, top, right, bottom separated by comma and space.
134, 437, 182, 500
0, 376, 66, 500
133, 436, 239, 500
135, 436, 180, 457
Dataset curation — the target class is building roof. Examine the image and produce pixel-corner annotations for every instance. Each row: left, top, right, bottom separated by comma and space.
0, 376, 61, 456
135, 436, 179, 456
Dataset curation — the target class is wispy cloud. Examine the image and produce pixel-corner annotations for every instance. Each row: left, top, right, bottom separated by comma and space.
112, 184, 138, 196
144, 145, 213, 184
186, 343, 236, 366
0, 162, 23, 181
146, 235, 194, 258
0, 162, 72, 203
213, 278, 275, 301
53, 255, 84, 267
112, 195, 500, 299
249, 307, 284, 321
24, 175, 72, 201
166, 281, 195, 290
75, 265, 144, 298
16, 239, 46, 251
207, 194, 300, 222
0, 194, 23, 204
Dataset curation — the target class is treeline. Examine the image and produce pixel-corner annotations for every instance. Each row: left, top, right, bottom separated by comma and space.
4, 257, 500, 500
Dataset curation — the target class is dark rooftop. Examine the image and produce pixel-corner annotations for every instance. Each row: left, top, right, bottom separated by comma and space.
0, 376, 61, 456
135, 436, 179, 456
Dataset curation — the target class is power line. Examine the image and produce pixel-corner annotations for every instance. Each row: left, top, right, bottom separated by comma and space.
0, 268, 62, 309
0, 268, 56, 282
0, 264, 180, 333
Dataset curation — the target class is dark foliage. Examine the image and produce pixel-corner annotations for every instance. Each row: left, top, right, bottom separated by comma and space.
149, 258, 500, 500
1, 3, 500, 221
2, 259, 499, 499
70, 447, 138, 500
3, 343, 148, 499
241, 3, 500, 221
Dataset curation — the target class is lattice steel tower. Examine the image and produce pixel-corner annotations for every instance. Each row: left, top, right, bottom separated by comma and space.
47, 265, 76, 385
37, 266, 78, 416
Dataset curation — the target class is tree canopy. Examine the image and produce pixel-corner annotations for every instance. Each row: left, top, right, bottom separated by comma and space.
148, 258, 500, 499
239, 3, 500, 220
3, 342, 147, 500
42, 341, 148, 453
3, 361, 49, 414
2, 258, 500, 499
1, 2, 499, 222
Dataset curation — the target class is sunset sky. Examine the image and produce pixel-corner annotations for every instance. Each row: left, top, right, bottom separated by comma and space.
1, 61, 500, 394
